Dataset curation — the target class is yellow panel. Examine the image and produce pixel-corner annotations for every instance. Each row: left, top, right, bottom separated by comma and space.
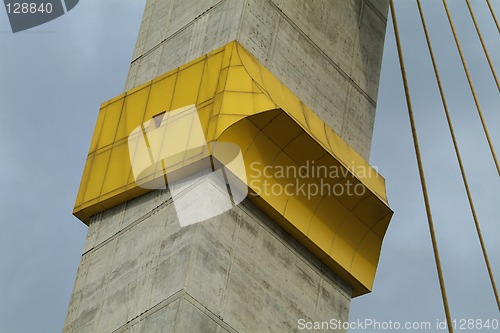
217, 118, 260, 154
353, 194, 392, 228
247, 108, 280, 130
82, 150, 111, 202
220, 91, 255, 116
310, 154, 346, 184
325, 127, 351, 164
372, 213, 392, 239
74, 41, 392, 297
286, 186, 323, 231
74, 156, 95, 208
226, 66, 253, 92
246, 151, 294, 212
156, 109, 206, 170
251, 178, 289, 218
275, 217, 306, 241
171, 60, 204, 109
96, 99, 123, 150
253, 93, 278, 113
262, 112, 302, 149
88, 108, 106, 153
245, 132, 281, 168
334, 177, 370, 210
179, 55, 205, 71
284, 132, 327, 166
260, 65, 282, 95
282, 195, 312, 235
252, 151, 298, 213
198, 52, 224, 104
310, 197, 350, 236
146, 74, 177, 120
261, 68, 302, 116
303, 109, 329, 146
205, 115, 219, 143
350, 232, 382, 289
229, 47, 243, 66
221, 42, 234, 69
307, 217, 336, 256
116, 86, 151, 143
235, 44, 264, 87
283, 101, 307, 127
128, 127, 154, 185
355, 165, 388, 205
216, 68, 228, 95
196, 103, 213, 136
252, 81, 262, 93
330, 214, 369, 269
213, 114, 246, 137
236, 40, 388, 205
101, 143, 131, 195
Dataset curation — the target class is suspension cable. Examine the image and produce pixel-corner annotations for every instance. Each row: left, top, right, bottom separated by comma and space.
417, 0, 500, 312
465, 0, 499, 91
442, 0, 499, 176
486, 0, 500, 34
389, 2, 454, 331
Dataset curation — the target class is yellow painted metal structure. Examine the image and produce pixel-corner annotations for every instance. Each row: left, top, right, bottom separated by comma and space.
74, 41, 392, 296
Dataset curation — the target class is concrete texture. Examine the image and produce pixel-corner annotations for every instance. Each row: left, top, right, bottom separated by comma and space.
64, 188, 351, 332
125, 0, 389, 160
65, 1, 390, 331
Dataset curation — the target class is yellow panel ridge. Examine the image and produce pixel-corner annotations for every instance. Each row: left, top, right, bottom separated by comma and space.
74, 41, 393, 296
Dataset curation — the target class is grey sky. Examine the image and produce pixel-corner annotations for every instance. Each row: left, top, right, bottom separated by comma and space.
0, 1, 498, 332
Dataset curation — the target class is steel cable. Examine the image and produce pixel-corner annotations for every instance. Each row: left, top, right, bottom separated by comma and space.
389, 2, 455, 331
417, 0, 500, 312
442, 0, 500, 176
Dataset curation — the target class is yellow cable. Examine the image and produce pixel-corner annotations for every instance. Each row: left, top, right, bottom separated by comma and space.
486, 0, 500, 34
442, 0, 500, 176
389, 1, 454, 331
465, 0, 499, 91
417, 0, 500, 312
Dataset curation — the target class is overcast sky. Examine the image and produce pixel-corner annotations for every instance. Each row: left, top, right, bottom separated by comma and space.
0, 1, 498, 332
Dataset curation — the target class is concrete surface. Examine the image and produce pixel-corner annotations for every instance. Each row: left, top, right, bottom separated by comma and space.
125, 0, 389, 160
64, 1, 389, 331
64, 188, 352, 332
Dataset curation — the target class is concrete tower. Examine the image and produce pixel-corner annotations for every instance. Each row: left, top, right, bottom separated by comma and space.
64, 1, 392, 332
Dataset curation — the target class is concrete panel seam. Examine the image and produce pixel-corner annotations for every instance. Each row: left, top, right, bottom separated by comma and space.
81, 194, 174, 257
133, 0, 156, 62
219, 213, 243, 319
130, 0, 226, 65
236, 0, 247, 42
183, 214, 200, 291
265, 11, 281, 62
362, 0, 387, 22
313, 278, 324, 319
107, 289, 239, 333
183, 292, 239, 333
110, 289, 185, 333
263, 0, 377, 107
93, 219, 121, 332
342, 1, 365, 142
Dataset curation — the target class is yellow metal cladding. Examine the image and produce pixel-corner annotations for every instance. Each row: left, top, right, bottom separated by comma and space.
74, 41, 392, 296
